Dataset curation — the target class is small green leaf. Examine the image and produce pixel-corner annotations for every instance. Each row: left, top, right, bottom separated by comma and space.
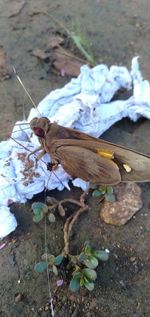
52, 265, 58, 276
32, 202, 48, 215
83, 276, 90, 284
78, 253, 86, 262
82, 268, 97, 281
34, 261, 47, 273
84, 281, 95, 291
92, 190, 102, 198
41, 253, 55, 264
69, 276, 80, 292
72, 271, 82, 279
105, 193, 115, 202
84, 244, 92, 255
33, 213, 44, 223
48, 213, 56, 223
83, 256, 98, 269
80, 277, 85, 287
54, 255, 64, 266
47, 255, 55, 265
98, 185, 107, 194
94, 250, 109, 261
106, 186, 113, 195
71, 33, 95, 65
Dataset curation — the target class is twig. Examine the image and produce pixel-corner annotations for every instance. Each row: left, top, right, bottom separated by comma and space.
60, 193, 89, 256
63, 215, 72, 256
44, 217, 55, 317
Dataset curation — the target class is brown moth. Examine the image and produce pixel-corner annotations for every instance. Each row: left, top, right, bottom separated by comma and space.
29, 117, 150, 186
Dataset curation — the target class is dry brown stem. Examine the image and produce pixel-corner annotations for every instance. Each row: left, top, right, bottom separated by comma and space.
60, 192, 89, 256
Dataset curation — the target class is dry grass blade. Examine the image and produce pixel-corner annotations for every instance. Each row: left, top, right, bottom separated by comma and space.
39, 11, 96, 65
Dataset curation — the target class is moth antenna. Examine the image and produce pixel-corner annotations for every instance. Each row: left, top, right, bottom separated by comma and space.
11, 127, 31, 134
15, 123, 30, 126
3, 128, 30, 138
10, 136, 33, 153
22, 93, 26, 121
12, 66, 41, 115
13, 123, 31, 133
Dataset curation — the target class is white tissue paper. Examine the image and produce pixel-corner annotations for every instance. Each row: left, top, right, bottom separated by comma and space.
0, 56, 150, 239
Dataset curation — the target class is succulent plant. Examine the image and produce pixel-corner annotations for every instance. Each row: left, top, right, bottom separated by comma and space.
34, 254, 64, 276
91, 185, 115, 202
69, 242, 110, 292
31, 201, 56, 223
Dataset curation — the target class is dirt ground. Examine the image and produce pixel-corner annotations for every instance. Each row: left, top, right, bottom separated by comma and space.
0, 1, 150, 316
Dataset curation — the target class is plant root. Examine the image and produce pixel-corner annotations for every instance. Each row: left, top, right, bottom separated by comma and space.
61, 191, 89, 256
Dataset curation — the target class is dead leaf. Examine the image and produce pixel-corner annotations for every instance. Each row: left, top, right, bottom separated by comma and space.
53, 49, 83, 77
32, 44, 85, 77
0, 46, 12, 81
48, 35, 64, 49
32, 48, 49, 61
100, 183, 143, 225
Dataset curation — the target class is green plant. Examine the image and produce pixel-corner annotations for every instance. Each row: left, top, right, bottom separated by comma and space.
32, 198, 110, 293
69, 26, 96, 65
31, 201, 56, 223
91, 185, 115, 202
34, 242, 109, 292
34, 254, 64, 276
40, 11, 96, 65
69, 269, 96, 292
69, 242, 109, 292
31, 196, 68, 223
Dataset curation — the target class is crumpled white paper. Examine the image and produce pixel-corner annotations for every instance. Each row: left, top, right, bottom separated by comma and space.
0, 56, 150, 239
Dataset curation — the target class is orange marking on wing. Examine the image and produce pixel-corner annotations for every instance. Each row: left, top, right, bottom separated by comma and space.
97, 148, 114, 160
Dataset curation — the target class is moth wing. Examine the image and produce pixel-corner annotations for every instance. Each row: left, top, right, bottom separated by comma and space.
56, 145, 121, 185
90, 140, 150, 182
84, 140, 150, 182
49, 123, 150, 183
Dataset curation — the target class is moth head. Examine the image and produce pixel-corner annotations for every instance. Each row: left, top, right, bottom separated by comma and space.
30, 117, 50, 137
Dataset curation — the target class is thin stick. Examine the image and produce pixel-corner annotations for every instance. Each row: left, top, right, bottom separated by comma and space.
44, 217, 55, 317
12, 66, 41, 115
61, 193, 89, 256
63, 205, 88, 256
63, 216, 72, 256
10, 136, 33, 153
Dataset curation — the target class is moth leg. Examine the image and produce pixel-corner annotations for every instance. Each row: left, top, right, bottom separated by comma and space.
34, 149, 46, 168
47, 158, 60, 171
26, 147, 46, 169
27, 146, 43, 160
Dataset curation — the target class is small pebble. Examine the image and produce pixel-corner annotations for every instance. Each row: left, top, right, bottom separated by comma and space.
14, 293, 22, 303
130, 257, 136, 262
